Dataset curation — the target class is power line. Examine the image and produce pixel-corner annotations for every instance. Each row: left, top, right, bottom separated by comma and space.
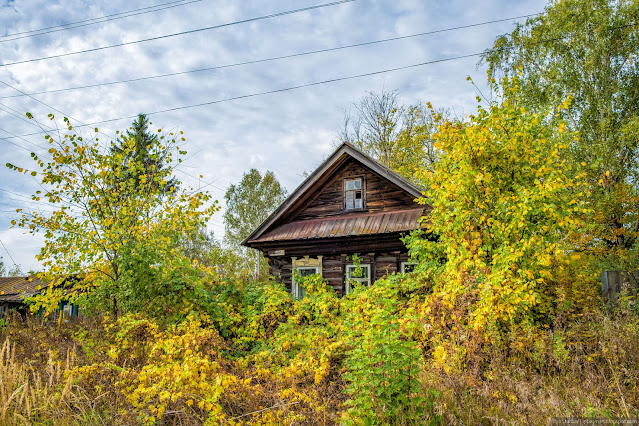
176, 169, 227, 193
0, 102, 60, 148
0, 83, 228, 196
0, 102, 61, 156
0, 11, 539, 139
0, 13, 539, 100
9, 18, 636, 141
92, 52, 491, 125
0, 237, 19, 270
0, 105, 50, 152
0, 102, 33, 126
1, 81, 228, 198
0, 0, 204, 42
0, 51, 502, 138
0, 188, 44, 202
0, 134, 37, 155
0, 80, 132, 158
1, 80, 94, 132
0, 0, 356, 68
0, 10, 537, 203
0, 125, 49, 154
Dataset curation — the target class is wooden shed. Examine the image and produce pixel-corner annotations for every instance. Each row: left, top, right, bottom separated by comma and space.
0, 276, 43, 317
0, 276, 79, 319
242, 142, 430, 297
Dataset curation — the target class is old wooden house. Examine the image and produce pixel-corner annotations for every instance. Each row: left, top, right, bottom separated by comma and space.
0, 276, 79, 319
0, 276, 43, 317
242, 142, 430, 297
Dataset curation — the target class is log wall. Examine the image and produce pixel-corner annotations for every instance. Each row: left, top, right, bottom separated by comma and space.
268, 251, 412, 297
296, 157, 417, 220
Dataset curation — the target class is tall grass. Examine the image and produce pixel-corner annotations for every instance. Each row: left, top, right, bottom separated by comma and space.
0, 297, 636, 424
0, 335, 107, 425
422, 307, 639, 424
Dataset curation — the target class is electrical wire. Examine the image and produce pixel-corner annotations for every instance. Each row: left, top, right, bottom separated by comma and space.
0, 51, 509, 138
0, 237, 19, 270
0, 0, 204, 42
0, 80, 111, 144
0, 82, 228, 199
54, 51, 490, 127
0, 13, 539, 100
0, 188, 44, 202
0, 9, 536, 205
0, 0, 356, 68
8, 19, 639, 140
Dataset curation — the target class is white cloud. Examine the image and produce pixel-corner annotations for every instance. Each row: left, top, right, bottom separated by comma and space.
0, 227, 44, 273
0, 0, 548, 273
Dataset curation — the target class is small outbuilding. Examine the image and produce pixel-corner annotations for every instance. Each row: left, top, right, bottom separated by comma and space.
0, 276, 43, 317
242, 142, 430, 297
0, 276, 79, 319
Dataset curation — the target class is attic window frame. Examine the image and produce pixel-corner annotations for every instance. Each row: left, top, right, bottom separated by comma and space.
344, 176, 365, 211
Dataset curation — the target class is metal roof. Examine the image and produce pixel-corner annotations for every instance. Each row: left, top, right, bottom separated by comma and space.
250, 207, 424, 243
0, 276, 44, 302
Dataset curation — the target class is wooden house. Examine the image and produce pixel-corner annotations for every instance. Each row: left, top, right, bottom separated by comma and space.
0, 276, 79, 319
0, 276, 42, 317
242, 142, 430, 297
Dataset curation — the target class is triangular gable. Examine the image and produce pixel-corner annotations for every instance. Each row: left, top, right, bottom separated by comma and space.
242, 142, 423, 246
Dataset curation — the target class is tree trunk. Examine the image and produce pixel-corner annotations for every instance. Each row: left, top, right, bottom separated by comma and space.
112, 295, 119, 320
254, 250, 260, 280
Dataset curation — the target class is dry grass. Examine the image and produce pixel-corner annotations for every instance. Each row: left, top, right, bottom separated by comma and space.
422, 308, 639, 425
0, 336, 107, 425
0, 304, 637, 425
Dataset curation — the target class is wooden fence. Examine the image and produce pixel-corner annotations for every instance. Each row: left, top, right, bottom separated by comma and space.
601, 270, 639, 302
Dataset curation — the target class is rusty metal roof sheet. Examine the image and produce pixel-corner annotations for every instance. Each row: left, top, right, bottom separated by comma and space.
249, 208, 424, 243
0, 276, 44, 302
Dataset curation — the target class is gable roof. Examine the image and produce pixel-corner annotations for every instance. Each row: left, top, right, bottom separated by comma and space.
242, 142, 424, 246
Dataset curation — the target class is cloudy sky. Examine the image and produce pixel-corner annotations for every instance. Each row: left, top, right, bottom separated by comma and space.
0, 0, 547, 272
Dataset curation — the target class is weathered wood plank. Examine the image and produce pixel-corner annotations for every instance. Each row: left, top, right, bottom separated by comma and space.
295, 157, 417, 220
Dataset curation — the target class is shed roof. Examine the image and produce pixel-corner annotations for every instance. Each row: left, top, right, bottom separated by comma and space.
0, 276, 43, 302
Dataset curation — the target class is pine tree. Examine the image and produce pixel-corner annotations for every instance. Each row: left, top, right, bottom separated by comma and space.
111, 113, 178, 195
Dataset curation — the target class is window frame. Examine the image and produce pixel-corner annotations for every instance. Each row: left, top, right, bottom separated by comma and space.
344, 177, 365, 211
62, 302, 73, 318
400, 261, 417, 274
292, 266, 319, 299
345, 263, 371, 294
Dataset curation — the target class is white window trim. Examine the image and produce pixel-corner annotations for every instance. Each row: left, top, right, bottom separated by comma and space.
292, 266, 319, 299
400, 261, 417, 274
345, 264, 371, 294
62, 302, 73, 318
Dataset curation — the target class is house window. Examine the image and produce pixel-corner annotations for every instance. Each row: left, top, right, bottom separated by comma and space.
400, 262, 417, 274
57, 301, 77, 322
345, 264, 371, 294
344, 178, 364, 210
292, 266, 319, 299
62, 302, 73, 318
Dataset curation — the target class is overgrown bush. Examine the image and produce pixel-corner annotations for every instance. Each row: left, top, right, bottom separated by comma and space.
0, 272, 637, 424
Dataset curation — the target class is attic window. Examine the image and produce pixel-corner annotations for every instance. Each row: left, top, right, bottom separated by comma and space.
345, 178, 364, 210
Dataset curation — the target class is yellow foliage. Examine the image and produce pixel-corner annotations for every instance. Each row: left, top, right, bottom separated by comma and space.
409, 78, 591, 335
